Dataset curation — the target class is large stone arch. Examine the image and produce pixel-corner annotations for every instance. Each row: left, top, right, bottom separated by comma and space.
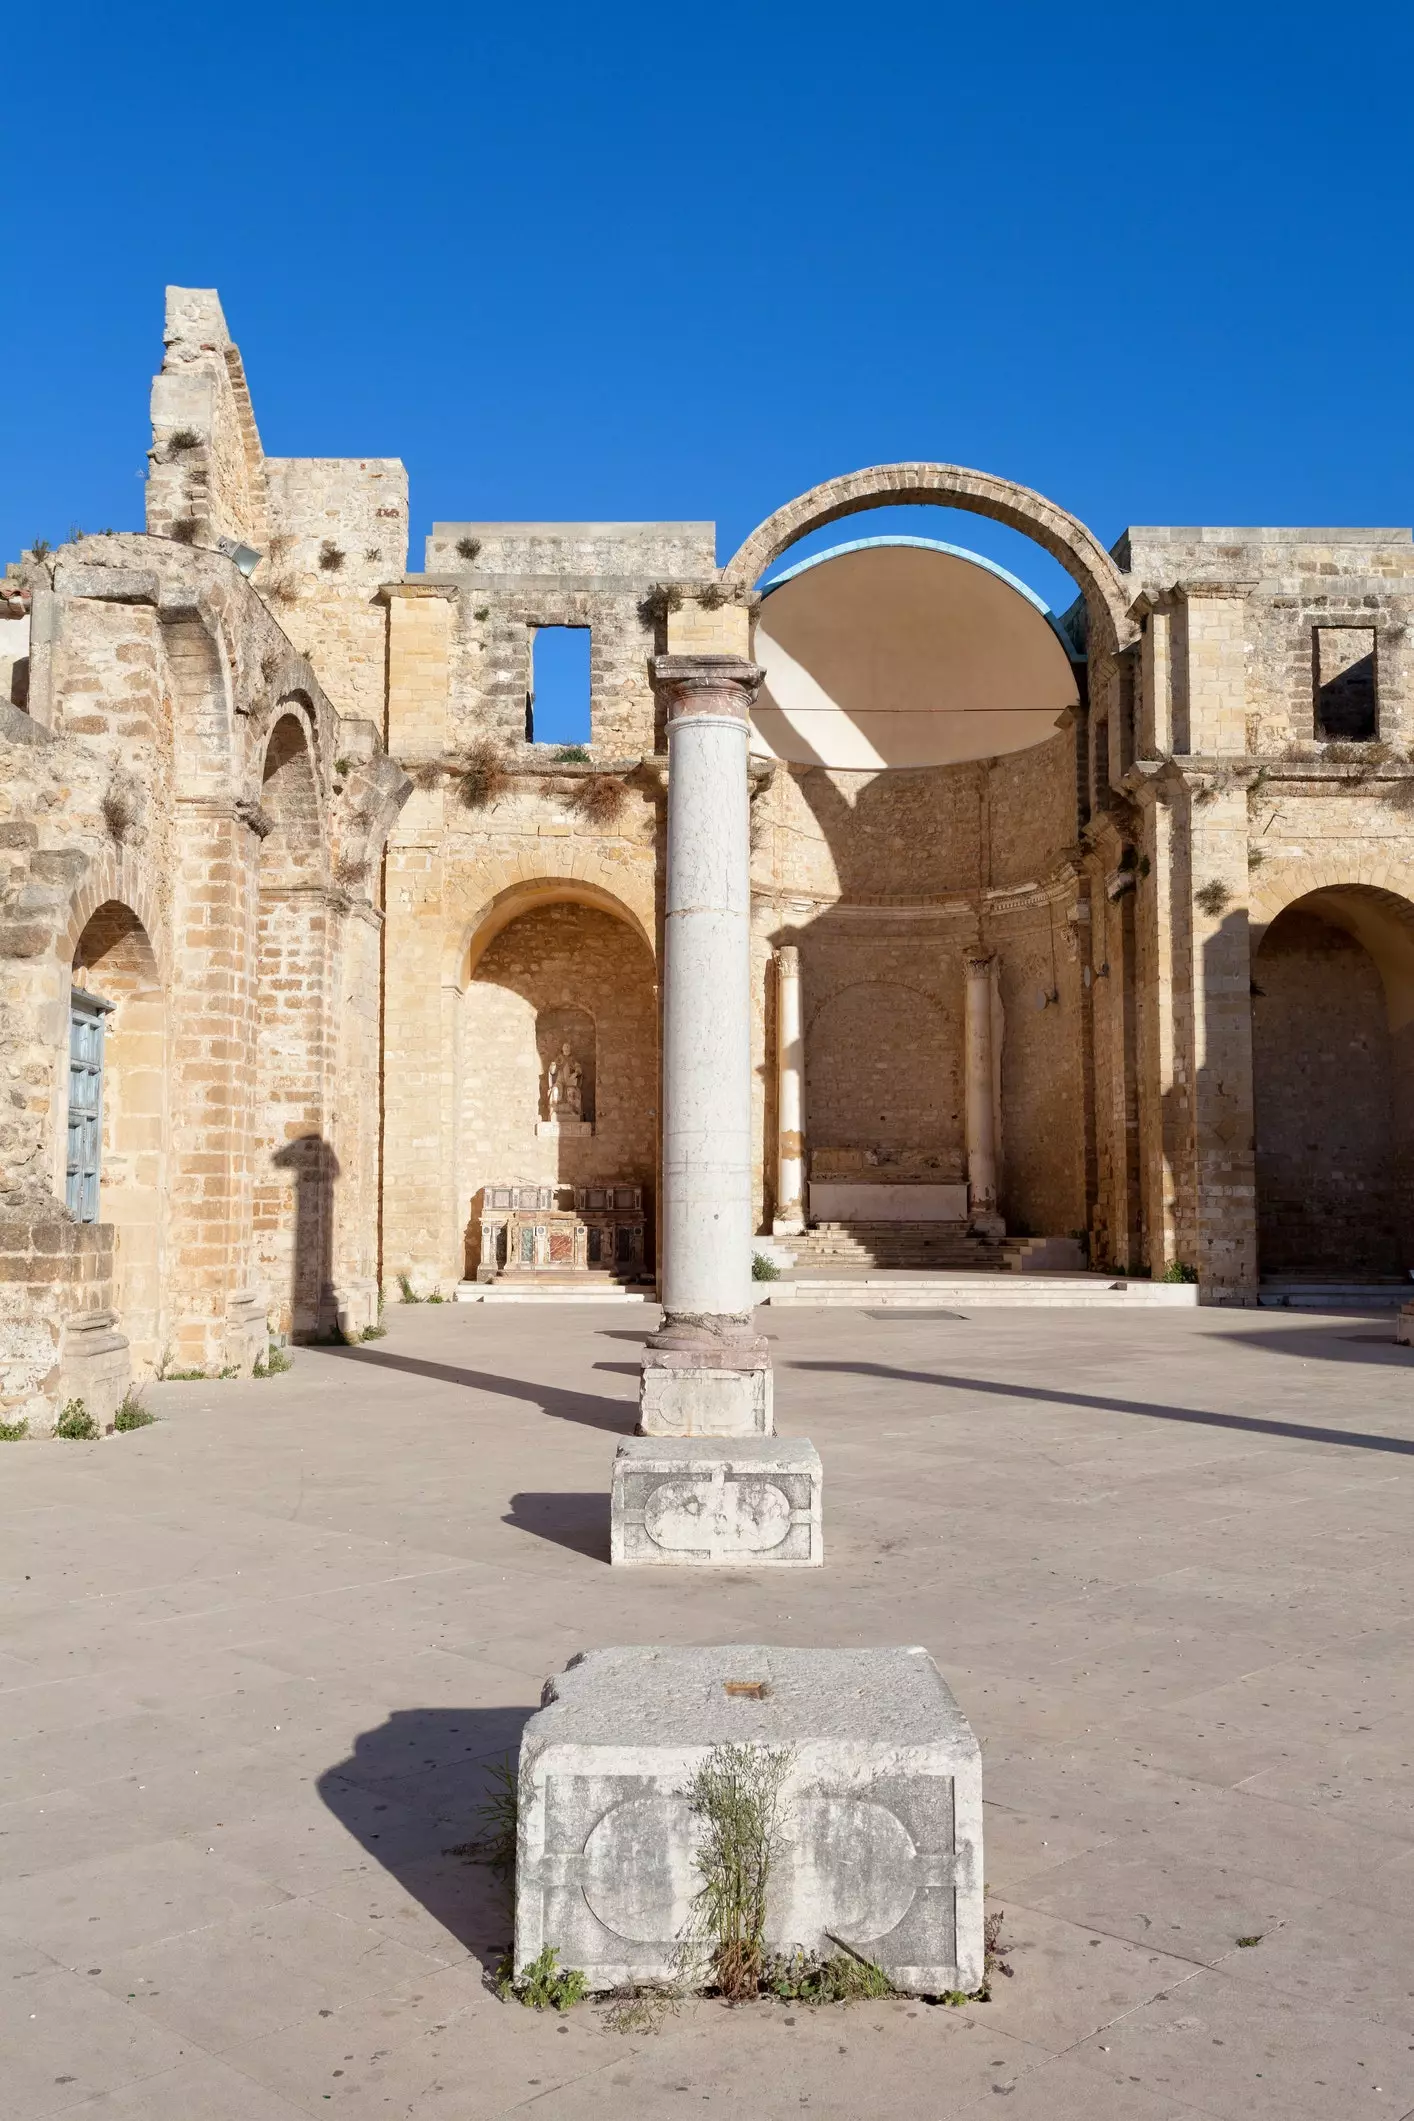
723, 462, 1134, 653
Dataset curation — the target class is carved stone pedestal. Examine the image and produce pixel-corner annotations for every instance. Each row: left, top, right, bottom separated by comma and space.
611, 1437, 822, 1566
513, 1645, 983, 1996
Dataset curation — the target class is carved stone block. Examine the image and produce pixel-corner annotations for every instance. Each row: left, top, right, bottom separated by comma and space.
610, 1437, 822, 1567
515, 1646, 983, 1997
638, 1342, 773, 1436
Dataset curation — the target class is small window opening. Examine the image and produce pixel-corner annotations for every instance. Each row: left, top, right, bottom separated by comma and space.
66, 989, 112, 1222
528, 626, 591, 746
1315, 627, 1377, 740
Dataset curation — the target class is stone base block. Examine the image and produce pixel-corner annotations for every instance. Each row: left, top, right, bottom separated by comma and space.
58, 1309, 130, 1429
225, 1288, 269, 1374
611, 1438, 822, 1566
639, 1343, 773, 1436
515, 1645, 982, 1996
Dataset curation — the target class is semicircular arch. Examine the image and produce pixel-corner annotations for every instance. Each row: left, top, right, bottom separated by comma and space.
57, 851, 167, 983
447, 864, 655, 988
1250, 873, 1414, 1032
723, 462, 1133, 653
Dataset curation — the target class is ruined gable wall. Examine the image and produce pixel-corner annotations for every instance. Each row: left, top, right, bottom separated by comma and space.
147, 288, 269, 550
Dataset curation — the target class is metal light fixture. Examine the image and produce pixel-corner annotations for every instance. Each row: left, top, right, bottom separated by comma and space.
216, 536, 262, 578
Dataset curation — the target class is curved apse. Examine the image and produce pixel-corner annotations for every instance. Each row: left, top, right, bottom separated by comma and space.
749, 537, 1081, 769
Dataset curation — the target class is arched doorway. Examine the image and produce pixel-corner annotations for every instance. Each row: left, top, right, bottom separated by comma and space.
69, 902, 166, 1370
1252, 886, 1414, 1281
460, 894, 657, 1276
254, 709, 334, 1339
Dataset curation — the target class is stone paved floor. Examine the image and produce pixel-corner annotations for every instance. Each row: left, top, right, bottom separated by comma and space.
3, 1301, 1414, 2119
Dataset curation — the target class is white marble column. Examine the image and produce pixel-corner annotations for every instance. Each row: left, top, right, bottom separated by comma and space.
641, 654, 772, 1435
773, 945, 806, 1235
964, 950, 1003, 1236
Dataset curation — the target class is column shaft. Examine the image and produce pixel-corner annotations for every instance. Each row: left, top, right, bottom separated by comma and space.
773, 945, 806, 1235
964, 950, 1001, 1231
641, 654, 772, 1438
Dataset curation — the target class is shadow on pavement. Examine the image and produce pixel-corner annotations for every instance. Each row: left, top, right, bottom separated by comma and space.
318, 1705, 537, 1979
505, 1490, 610, 1563
788, 1359, 1414, 1456
324, 1342, 636, 1431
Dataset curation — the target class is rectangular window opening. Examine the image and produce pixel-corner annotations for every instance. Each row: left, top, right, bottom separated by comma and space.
528, 626, 592, 747
1314, 627, 1377, 741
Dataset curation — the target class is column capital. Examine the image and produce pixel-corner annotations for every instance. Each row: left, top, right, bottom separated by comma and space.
651, 654, 762, 720
962, 948, 996, 976
775, 943, 800, 974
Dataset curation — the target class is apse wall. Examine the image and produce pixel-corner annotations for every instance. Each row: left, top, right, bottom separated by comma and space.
751, 726, 1087, 1240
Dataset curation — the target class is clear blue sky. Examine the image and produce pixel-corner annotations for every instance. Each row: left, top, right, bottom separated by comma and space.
5, 0, 1413, 620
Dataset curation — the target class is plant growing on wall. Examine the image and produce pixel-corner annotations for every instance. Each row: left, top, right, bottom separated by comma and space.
638, 583, 684, 628
575, 775, 627, 829
459, 738, 511, 810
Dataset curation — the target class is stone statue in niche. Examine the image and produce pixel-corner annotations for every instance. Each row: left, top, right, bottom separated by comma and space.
535, 1004, 595, 1135
548, 1041, 584, 1121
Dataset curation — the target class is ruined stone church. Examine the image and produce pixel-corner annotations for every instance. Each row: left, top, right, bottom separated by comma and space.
4, 286, 1412, 1428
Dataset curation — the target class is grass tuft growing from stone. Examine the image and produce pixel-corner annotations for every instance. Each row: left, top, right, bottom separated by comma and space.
764, 1946, 894, 2004
448, 1756, 519, 1888
253, 1344, 293, 1378
113, 1391, 155, 1431
0, 1415, 29, 1441
751, 1250, 782, 1282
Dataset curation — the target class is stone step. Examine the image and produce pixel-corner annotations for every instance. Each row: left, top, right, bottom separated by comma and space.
455, 1280, 654, 1304
765, 1276, 1199, 1308
1258, 1281, 1408, 1311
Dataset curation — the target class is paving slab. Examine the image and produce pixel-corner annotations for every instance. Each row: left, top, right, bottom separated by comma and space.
1, 1301, 1413, 2116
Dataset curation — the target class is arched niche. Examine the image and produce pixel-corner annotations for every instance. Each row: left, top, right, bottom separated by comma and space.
459, 895, 657, 1274
1251, 884, 1414, 1279
70, 901, 167, 1370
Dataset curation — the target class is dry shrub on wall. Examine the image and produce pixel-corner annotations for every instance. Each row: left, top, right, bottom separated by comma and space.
575, 774, 627, 829
460, 738, 511, 810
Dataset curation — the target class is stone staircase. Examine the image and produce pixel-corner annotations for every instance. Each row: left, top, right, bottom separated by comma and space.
786, 1223, 1084, 1274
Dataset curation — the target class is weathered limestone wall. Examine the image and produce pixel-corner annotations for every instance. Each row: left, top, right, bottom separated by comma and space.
1123, 525, 1414, 1295
262, 457, 407, 726
424, 522, 715, 758
147, 288, 269, 551
0, 525, 406, 1421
